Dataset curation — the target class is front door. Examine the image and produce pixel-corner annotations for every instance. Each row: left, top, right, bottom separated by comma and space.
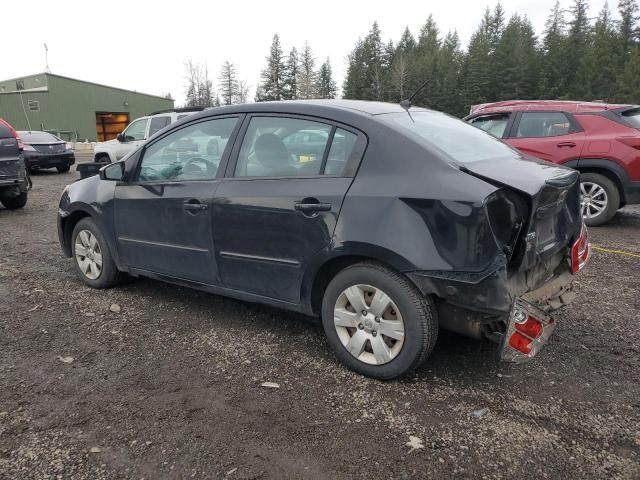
213, 115, 363, 304
506, 111, 586, 165
113, 116, 241, 284
115, 117, 148, 160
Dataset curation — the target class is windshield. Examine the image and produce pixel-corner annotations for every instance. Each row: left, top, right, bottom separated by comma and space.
621, 108, 640, 128
385, 111, 519, 163
19, 132, 61, 143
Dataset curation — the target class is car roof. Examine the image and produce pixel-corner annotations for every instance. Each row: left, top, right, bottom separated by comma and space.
469, 100, 634, 115
193, 100, 430, 119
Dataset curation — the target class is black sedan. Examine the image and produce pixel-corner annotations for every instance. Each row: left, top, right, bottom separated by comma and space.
57, 100, 589, 379
20, 131, 75, 173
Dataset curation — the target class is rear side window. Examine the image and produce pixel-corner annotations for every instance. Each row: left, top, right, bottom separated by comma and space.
148, 116, 171, 137
516, 112, 572, 137
235, 117, 334, 177
470, 114, 510, 138
620, 108, 640, 127
386, 111, 517, 164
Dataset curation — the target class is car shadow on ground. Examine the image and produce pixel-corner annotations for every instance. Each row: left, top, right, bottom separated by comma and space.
111, 273, 498, 383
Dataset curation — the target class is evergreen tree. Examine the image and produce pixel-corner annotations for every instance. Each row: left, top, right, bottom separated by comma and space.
617, 0, 639, 66
433, 31, 464, 115
389, 27, 416, 101
317, 58, 337, 99
613, 46, 640, 101
413, 15, 440, 106
562, 0, 594, 99
343, 22, 389, 101
342, 38, 367, 99
256, 34, 286, 101
540, 1, 567, 99
591, 3, 619, 100
283, 47, 299, 100
218, 61, 239, 106
298, 42, 318, 99
461, 16, 492, 109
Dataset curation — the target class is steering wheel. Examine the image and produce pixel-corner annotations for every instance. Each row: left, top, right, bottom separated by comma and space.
182, 157, 216, 176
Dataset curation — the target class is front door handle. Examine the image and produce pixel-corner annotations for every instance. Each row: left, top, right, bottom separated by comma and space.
557, 142, 576, 148
183, 199, 208, 213
294, 202, 332, 213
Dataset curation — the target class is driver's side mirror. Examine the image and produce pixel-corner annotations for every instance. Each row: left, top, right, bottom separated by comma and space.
116, 133, 125, 142
100, 162, 124, 181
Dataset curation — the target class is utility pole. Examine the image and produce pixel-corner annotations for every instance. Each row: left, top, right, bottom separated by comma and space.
44, 43, 51, 73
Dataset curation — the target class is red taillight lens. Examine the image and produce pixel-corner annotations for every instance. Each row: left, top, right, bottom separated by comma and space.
515, 316, 543, 338
0, 118, 22, 150
616, 136, 640, 150
571, 223, 590, 273
509, 332, 533, 354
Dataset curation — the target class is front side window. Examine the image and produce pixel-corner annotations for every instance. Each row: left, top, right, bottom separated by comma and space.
137, 117, 238, 182
148, 116, 171, 137
516, 112, 572, 138
235, 117, 333, 177
122, 118, 148, 142
470, 114, 510, 138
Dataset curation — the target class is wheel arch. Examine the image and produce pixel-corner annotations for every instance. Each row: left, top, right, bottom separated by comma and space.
304, 244, 420, 317
60, 209, 92, 256
566, 158, 629, 207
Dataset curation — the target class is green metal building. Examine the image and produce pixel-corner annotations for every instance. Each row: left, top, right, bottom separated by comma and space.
0, 73, 174, 142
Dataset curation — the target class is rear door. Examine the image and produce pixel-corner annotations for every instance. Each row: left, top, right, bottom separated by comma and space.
212, 115, 365, 304
113, 115, 241, 284
506, 111, 586, 165
0, 120, 22, 182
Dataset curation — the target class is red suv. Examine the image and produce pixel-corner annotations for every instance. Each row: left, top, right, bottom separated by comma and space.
464, 100, 640, 225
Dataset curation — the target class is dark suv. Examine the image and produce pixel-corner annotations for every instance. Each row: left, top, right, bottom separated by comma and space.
58, 101, 589, 379
465, 100, 640, 225
0, 118, 29, 209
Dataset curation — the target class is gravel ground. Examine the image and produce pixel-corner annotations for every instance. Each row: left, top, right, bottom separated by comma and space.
1, 170, 639, 480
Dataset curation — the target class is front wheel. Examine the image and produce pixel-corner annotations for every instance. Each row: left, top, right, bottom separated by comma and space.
1, 192, 27, 210
580, 172, 620, 226
57, 164, 70, 173
71, 218, 121, 288
321, 262, 438, 379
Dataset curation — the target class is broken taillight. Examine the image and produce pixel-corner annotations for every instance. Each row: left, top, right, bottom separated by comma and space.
515, 316, 543, 338
571, 223, 590, 274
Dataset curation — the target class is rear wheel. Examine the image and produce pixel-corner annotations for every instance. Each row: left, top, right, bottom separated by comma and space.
321, 262, 437, 379
57, 164, 70, 173
71, 218, 121, 288
580, 172, 619, 226
1, 192, 27, 210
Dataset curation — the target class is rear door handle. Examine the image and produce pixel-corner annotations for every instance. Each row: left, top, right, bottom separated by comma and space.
557, 142, 576, 148
294, 202, 332, 212
183, 199, 208, 212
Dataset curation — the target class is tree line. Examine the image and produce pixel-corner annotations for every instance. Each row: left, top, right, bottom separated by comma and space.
183, 35, 337, 107
342, 0, 640, 116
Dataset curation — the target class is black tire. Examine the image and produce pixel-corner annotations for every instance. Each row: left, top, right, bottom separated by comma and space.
580, 172, 620, 226
321, 262, 438, 380
57, 164, 70, 173
95, 154, 111, 163
1, 192, 27, 210
71, 217, 121, 288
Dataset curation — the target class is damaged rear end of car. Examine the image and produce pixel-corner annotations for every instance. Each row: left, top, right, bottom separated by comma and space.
377, 110, 589, 362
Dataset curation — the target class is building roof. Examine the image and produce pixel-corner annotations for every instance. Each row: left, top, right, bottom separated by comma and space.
0, 72, 170, 100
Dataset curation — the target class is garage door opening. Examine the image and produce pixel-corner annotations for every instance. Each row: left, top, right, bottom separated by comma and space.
96, 112, 130, 141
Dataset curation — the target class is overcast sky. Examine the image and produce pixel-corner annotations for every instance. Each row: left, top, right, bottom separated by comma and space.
4, 0, 611, 105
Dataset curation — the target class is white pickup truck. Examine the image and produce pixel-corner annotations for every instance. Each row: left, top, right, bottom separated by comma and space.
93, 108, 203, 163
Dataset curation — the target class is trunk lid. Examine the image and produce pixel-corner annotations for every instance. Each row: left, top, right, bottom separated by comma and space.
462, 156, 582, 271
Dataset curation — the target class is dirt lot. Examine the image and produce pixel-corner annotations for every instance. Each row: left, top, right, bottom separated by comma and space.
1, 170, 639, 479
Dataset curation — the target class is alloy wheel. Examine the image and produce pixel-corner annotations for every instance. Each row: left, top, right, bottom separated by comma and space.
333, 284, 405, 365
580, 181, 608, 219
74, 229, 103, 280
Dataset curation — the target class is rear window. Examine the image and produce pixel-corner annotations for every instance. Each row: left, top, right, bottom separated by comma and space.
620, 108, 640, 128
386, 111, 517, 163
19, 132, 60, 143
